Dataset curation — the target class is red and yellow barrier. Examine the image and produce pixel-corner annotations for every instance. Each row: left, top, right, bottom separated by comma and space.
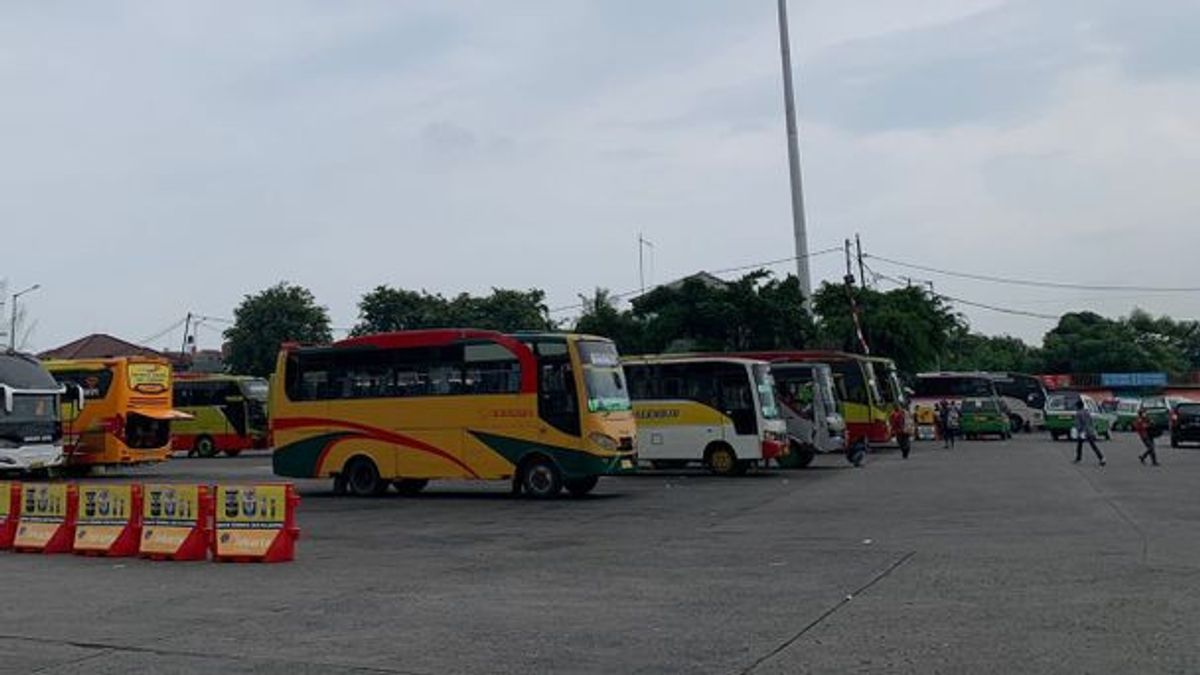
0, 482, 19, 550
74, 484, 142, 557
13, 483, 77, 553
140, 484, 212, 561
213, 483, 300, 563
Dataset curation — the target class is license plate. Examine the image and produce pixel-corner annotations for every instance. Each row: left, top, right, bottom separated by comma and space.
619, 459, 633, 469
30, 461, 44, 469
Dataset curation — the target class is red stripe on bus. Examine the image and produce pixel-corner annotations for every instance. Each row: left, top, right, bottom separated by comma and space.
273, 417, 481, 478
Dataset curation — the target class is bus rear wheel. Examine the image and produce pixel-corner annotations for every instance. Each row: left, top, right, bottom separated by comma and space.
786, 441, 817, 468
393, 479, 429, 496
705, 444, 739, 476
564, 475, 599, 497
345, 457, 388, 497
519, 456, 563, 499
194, 435, 218, 458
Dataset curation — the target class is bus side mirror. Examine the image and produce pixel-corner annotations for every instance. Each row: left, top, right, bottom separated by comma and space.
2, 385, 11, 414
70, 383, 86, 411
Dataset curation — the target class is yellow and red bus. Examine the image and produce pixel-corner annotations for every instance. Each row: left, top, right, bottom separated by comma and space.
44, 357, 189, 469
171, 374, 269, 457
270, 330, 638, 498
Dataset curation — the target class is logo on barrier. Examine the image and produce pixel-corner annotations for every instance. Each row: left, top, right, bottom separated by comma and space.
75, 484, 140, 555
14, 483, 76, 553
215, 485, 286, 557
140, 484, 205, 557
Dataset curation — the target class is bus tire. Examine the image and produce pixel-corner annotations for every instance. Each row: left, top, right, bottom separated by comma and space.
393, 479, 429, 496
345, 456, 388, 497
519, 455, 563, 499
565, 475, 600, 497
788, 441, 817, 468
704, 443, 738, 476
1009, 415, 1024, 434
223, 448, 242, 458
194, 435, 219, 458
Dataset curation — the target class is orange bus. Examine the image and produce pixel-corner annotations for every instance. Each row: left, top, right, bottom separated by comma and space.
44, 357, 190, 469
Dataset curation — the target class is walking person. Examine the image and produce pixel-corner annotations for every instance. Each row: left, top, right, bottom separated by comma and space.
1072, 399, 1106, 466
1133, 408, 1160, 466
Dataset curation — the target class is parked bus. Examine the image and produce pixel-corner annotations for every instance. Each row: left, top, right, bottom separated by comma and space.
987, 372, 1047, 432
270, 330, 637, 498
725, 351, 893, 464
622, 356, 788, 475
1, 352, 70, 473
769, 362, 846, 467
172, 374, 269, 457
44, 356, 186, 469
911, 373, 1005, 427
864, 356, 914, 454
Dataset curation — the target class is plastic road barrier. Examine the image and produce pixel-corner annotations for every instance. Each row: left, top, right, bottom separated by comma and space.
74, 484, 142, 557
0, 481, 19, 550
213, 483, 299, 563
140, 484, 212, 561
13, 483, 78, 553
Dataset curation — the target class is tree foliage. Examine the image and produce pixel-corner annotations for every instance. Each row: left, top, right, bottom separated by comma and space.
224, 282, 333, 376
812, 283, 961, 373
352, 286, 553, 336
573, 272, 814, 355
1041, 311, 1194, 376
945, 331, 1042, 373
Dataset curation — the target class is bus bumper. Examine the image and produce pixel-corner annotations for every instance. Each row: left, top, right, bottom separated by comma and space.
604, 453, 639, 475
0, 444, 65, 472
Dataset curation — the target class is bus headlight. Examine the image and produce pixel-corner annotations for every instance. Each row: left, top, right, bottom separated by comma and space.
588, 433, 618, 452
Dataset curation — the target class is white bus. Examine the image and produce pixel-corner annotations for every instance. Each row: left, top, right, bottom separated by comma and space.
987, 372, 1048, 432
1, 352, 77, 473
623, 356, 788, 475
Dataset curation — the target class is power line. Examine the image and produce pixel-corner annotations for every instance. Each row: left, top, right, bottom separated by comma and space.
548, 245, 842, 315
865, 253, 1200, 293
870, 269, 1059, 320
138, 316, 189, 346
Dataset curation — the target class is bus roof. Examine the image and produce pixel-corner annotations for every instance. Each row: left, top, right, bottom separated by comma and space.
916, 371, 993, 379
621, 355, 768, 367
330, 329, 612, 352
42, 356, 170, 370
1, 352, 59, 390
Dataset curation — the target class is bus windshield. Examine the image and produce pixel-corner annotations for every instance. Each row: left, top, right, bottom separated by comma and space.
242, 379, 269, 401
753, 364, 781, 419
576, 341, 632, 413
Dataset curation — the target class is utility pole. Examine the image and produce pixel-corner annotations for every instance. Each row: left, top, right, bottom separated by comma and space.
843, 238, 855, 285
10, 284, 40, 352
180, 312, 192, 357
637, 233, 655, 297
777, 0, 812, 311
855, 234, 867, 290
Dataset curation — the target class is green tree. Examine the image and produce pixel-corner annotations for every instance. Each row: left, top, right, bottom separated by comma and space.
812, 283, 961, 373
352, 286, 553, 335
1041, 311, 1190, 375
945, 331, 1042, 373
573, 271, 813, 354
574, 289, 649, 354
224, 282, 332, 376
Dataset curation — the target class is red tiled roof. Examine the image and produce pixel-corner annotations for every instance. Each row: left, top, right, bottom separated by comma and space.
38, 333, 170, 360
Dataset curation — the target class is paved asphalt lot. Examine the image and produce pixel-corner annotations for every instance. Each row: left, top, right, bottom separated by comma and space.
2, 433, 1199, 674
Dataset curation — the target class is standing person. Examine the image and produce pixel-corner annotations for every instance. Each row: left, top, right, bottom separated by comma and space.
938, 400, 950, 448
1073, 399, 1106, 466
945, 402, 961, 449
1133, 408, 1159, 466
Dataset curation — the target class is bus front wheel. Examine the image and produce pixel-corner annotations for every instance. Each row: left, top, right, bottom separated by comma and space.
345, 457, 388, 497
705, 444, 739, 476
393, 479, 429, 496
519, 456, 563, 499
564, 475, 599, 497
194, 435, 218, 459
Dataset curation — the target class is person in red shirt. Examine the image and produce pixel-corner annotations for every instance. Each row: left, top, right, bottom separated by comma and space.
1133, 409, 1159, 466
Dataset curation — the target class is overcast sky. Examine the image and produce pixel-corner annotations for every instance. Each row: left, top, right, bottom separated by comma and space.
3, 0, 1198, 352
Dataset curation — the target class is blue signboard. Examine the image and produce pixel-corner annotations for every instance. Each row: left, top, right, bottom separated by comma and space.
1100, 372, 1168, 388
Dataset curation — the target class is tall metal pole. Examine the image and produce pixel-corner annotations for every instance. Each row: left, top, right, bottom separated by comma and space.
10, 284, 40, 351
777, 0, 812, 311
